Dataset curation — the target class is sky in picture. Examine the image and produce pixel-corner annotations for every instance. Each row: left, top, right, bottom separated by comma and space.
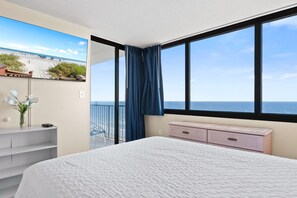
162, 15, 297, 102
0, 16, 88, 62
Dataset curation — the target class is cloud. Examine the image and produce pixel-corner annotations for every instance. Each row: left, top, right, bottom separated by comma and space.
2, 41, 83, 58
57, 49, 67, 54
53, 48, 79, 55
7, 43, 29, 50
34, 46, 50, 51
78, 41, 86, 46
280, 73, 297, 79
268, 16, 297, 29
67, 48, 79, 55
33, 46, 51, 53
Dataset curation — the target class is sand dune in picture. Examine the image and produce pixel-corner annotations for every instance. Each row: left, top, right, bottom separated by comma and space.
0, 48, 86, 80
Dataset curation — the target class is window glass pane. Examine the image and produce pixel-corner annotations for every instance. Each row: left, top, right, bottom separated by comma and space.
262, 15, 297, 114
190, 27, 254, 112
90, 41, 115, 149
162, 45, 185, 109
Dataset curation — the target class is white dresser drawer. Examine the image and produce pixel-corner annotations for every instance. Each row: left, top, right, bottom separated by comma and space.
169, 125, 207, 142
208, 130, 264, 152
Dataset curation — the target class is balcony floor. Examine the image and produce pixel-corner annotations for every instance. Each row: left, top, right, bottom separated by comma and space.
90, 136, 114, 149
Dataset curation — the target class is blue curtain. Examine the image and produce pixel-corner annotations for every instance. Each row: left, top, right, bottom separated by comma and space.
142, 45, 164, 115
125, 45, 145, 141
125, 45, 164, 141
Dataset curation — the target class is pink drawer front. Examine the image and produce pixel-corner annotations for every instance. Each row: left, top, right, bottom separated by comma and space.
208, 130, 264, 152
169, 125, 207, 142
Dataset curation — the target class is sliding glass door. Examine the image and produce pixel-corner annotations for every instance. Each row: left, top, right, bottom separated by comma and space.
90, 37, 125, 149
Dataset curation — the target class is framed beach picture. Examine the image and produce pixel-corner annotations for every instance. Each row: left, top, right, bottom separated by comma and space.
0, 16, 88, 81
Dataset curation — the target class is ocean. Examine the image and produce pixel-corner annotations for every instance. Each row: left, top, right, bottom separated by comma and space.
164, 101, 297, 114
91, 101, 297, 116
90, 101, 296, 141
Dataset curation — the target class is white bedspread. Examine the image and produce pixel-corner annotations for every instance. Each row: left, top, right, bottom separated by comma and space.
16, 137, 297, 198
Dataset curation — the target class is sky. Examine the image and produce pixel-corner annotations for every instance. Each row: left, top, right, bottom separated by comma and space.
162, 15, 297, 102
91, 53, 125, 102
0, 16, 88, 62
90, 15, 297, 103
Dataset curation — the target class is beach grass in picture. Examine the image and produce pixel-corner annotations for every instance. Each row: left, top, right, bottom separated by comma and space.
0, 16, 88, 81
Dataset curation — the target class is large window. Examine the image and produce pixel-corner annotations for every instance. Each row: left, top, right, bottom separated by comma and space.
162, 44, 185, 109
190, 27, 254, 112
161, 7, 297, 122
262, 15, 297, 114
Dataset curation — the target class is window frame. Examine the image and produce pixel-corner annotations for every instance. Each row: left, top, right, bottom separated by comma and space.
90, 35, 125, 144
161, 7, 297, 123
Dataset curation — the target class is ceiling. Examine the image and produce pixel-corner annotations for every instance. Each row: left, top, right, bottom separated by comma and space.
90, 42, 125, 65
6, 0, 297, 47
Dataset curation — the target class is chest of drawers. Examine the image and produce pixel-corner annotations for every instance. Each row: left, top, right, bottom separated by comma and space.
169, 122, 272, 154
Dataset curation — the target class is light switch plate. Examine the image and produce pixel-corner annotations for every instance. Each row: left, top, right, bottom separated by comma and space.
79, 90, 85, 98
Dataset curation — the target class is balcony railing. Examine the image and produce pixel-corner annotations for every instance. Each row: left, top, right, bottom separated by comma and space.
90, 103, 126, 142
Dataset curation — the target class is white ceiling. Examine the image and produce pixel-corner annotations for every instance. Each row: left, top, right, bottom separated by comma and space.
90, 42, 125, 65
6, 0, 297, 47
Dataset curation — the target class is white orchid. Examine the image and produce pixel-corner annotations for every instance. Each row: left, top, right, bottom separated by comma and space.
27, 95, 38, 105
4, 95, 17, 105
4, 90, 38, 128
10, 90, 18, 98
8, 98, 16, 105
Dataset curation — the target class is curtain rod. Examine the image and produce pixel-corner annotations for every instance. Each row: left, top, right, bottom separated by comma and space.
161, 3, 297, 45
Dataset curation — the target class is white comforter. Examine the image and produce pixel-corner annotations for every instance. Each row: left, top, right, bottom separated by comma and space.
16, 137, 297, 198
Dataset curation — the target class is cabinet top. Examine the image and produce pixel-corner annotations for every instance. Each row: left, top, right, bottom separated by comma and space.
0, 126, 57, 135
169, 121, 272, 136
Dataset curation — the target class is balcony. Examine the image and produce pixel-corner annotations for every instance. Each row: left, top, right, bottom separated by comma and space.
90, 103, 125, 149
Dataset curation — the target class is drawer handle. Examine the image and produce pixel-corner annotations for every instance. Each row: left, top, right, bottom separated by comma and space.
227, 138, 237, 141
182, 131, 190, 134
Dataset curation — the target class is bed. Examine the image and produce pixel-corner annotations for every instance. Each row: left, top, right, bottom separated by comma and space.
16, 136, 297, 197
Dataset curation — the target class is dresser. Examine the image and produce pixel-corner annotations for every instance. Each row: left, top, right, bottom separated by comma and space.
0, 126, 57, 198
169, 122, 272, 154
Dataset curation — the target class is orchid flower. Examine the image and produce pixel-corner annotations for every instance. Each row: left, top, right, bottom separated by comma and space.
4, 90, 38, 113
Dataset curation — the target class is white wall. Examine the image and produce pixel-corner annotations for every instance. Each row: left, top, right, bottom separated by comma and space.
146, 115, 297, 159
0, 1, 91, 156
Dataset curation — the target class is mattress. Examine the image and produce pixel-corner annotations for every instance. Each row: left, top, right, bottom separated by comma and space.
16, 137, 297, 198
